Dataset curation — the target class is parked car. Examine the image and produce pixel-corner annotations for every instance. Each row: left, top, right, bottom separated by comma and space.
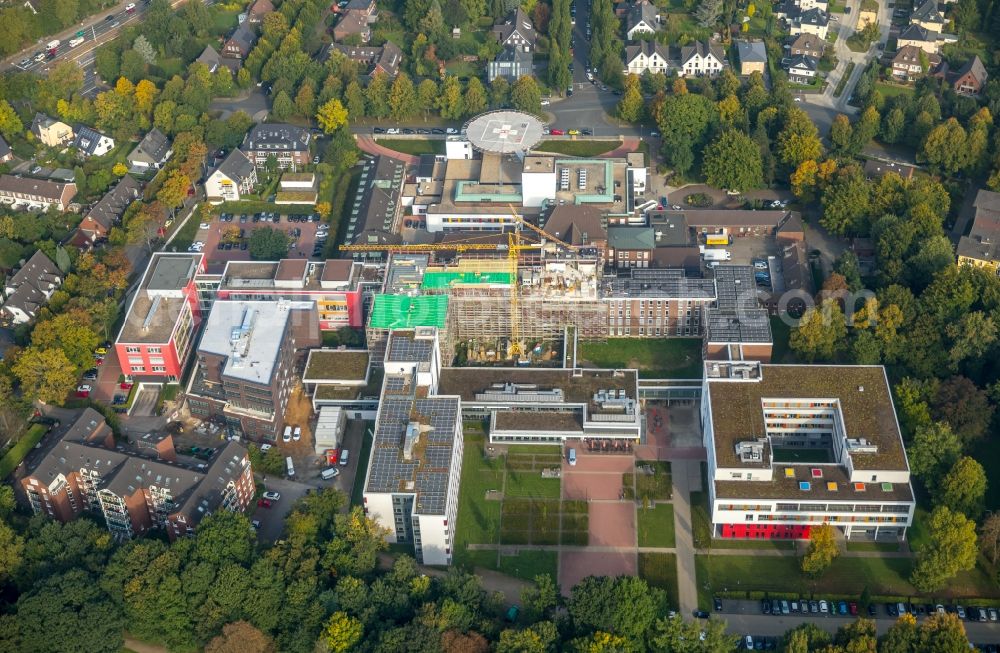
292, 426, 301, 441
867, 604, 877, 617
257, 498, 272, 508
713, 597, 723, 612
76, 385, 91, 397
386, 128, 400, 135
373, 127, 386, 134
550, 129, 565, 135
262, 491, 281, 501
761, 599, 771, 615
445, 128, 458, 134
260, 443, 273, 452
83, 368, 99, 381
819, 600, 829, 613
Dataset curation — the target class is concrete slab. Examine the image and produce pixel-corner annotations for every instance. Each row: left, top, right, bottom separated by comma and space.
560, 550, 637, 595
563, 471, 623, 500
588, 502, 635, 547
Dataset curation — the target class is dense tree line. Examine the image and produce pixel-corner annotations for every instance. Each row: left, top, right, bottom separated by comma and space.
0, 0, 118, 57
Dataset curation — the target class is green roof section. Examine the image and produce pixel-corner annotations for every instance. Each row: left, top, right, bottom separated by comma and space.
369, 294, 449, 329
420, 271, 513, 289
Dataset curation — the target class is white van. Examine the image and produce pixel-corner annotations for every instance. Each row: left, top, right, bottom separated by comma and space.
339, 449, 349, 466
285, 456, 295, 477
321, 467, 339, 480
568, 448, 577, 466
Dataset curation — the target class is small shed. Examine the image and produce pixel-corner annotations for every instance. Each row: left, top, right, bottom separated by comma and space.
314, 406, 347, 455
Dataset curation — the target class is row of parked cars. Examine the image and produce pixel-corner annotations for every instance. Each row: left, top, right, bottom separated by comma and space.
886, 602, 998, 622
373, 127, 459, 135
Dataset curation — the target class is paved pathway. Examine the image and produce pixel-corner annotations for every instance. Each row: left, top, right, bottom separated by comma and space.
672, 458, 699, 616
354, 135, 421, 165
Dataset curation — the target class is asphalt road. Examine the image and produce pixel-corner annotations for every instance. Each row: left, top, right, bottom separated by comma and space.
714, 598, 1000, 645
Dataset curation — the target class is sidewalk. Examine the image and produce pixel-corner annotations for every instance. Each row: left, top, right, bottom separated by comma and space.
672, 458, 699, 616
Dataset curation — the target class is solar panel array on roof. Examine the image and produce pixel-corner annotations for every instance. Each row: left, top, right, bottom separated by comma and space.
713, 265, 759, 311
705, 309, 772, 343
606, 268, 716, 299
387, 334, 434, 363
365, 384, 461, 515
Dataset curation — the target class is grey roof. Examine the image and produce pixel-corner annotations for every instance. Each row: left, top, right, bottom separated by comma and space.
608, 225, 656, 250
197, 300, 302, 385
624, 40, 670, 65
736, 40, 768, 64
328, 41, 402, 77
714, 265, 761, 312
974, 189, 1000, 213
681, 40, 725, 65
30, 112, 62, 136
0, 136, 10, 159
911, 0, 943, 23
226, 21, 257, 54
2, 250, 61, 318
798, 7, 829, 26
128, 128, 172, 166
72, 125, 112, 156
85, 175, 141, 231
117, 253, 202, 344
344, 155, 406, 246
244, 123, 311, 153
705, 308, 773, 343
215, 150, 255, 181
496, 44, 533, 65
172, 440, 252, 525
494, 7, 536, 47
786, 54, 818, 72
543, 205, 607, 245
627, 0, 658, 32
196, 45, 222, 71
604, 267, 716, 299
787, 33, 825, 53
899, 24, 931, 41
0, 174, 75, 202
386, 329, 435, 364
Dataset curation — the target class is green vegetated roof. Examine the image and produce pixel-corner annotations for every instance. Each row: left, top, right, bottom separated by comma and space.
369, 294, 449, 329
420, 271, 513, 289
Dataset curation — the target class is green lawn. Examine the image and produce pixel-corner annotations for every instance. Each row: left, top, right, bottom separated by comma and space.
634, 461, 673, 501
498, 550, 558, 582
579, 338, 703, 379
0, 424, 48, 479
709, 539, 796, 551
638, 503, 676, 548
771, 447, 832, 463
168, 211, 202, 251
374, 138, 446, 156
690, 491, 714, 549
696, 553, 1000, 602
505, 471, 562, 498
846, 541, 903, 553
350, 424, 374, 507
833, 62, 856, 97
534, 140, 621, 157
455, 433, 505, 552
639, 552, 679, 608
874, 82, 916, 100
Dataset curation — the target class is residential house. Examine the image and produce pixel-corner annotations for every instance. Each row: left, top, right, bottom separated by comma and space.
195, 45, 222, 73
333, 0, 378, 43
246, 0, 273, 22
787, 33, 824, 57
276, 172, 317, 205
680, 40, 725, 77
606, 226, 656, 268
242, 123, 311, 170
783, 54, 818, 82
624, 41, 670, 75
0, 136, 11, 163
735, 40, 767, 75
1, 250, 62, 325
0, 174, 76, 211
492, 7, 536, 52
910, 0, 945, 32
488, 45, 533, 82
72, 125, 115, 158
205, 150, 258, 204
897, 24, 939, 54
223, 21, 258, 58
625, 0, 659, 39
891, 45, 939, 81
116, 253, 205, 382
789, 7, 829, 38
20, 409, 255, 541
957, 189, 1000, 273
328, 41, 402, 78
74, 175, 141, 246
30, 113, 73, 148
951, 55, 987, 96
776, 0, 829, 16
127, 128, 173, 171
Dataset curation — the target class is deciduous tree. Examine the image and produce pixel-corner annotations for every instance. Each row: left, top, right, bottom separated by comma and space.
12, 346, 78, 404
316, 99, 349, 133
801, 523, 839, 576
511, 75, 542, 115
0, 99, 24, 140
703, 130, 763, 192
790, 299, 847, 361
321, 611, 363, 652
910, 506, 977, 592
938, 456, 986, 518
249, 227, 290, 261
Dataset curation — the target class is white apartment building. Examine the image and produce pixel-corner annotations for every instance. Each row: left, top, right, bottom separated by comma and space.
701, 362, 915, 542
362, 328, 463, 565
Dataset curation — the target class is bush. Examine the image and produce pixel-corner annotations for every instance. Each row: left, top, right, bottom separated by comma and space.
685, 192, 713, 207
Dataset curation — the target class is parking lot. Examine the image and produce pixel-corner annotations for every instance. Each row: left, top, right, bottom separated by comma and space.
188, 210, 329, 266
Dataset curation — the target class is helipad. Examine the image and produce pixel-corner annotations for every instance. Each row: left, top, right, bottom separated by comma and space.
464, 110, 545, 154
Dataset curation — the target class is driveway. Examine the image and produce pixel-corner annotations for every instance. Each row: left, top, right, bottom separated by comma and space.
209, 89, 270, 121
251, 476, 315, 543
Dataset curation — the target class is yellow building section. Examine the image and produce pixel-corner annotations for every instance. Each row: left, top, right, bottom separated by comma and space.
318, 299, 348, 321
958, 254, 1000, 274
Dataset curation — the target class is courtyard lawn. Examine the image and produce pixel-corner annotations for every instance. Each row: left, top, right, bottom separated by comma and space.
168, 211, 202, 252
498, 550, 558, 582
874, 82, 915, 100
579, 338, 703, 379
374, 138, 446, 156
639, 552, 679, 608
635, 461, 672, 501
534, 140, 621, 157
505, 470, 562, 499
455, 433, 505, 549
690, 491, 714, 549
637, 503, 676, 548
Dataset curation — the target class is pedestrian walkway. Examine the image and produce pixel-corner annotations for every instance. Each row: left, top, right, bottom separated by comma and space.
672, 458, 699, 616
354, 135, 420, 165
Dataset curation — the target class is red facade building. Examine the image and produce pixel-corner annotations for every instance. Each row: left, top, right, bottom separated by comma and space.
115, 253, 205, 382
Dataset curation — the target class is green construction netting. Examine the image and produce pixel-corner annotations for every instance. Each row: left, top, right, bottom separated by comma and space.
368, 294, 449, 329
420, 271, 513, 289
